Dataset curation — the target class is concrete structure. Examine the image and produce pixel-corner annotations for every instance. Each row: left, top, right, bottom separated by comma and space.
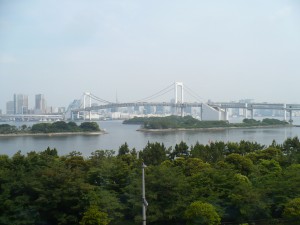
201, 104, 227, 121
175, 82, 184, 104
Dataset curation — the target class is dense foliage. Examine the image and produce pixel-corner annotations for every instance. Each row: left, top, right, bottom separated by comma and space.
1, 137, 300, 224
123, 116, 289, 129
0, 121, 100, 134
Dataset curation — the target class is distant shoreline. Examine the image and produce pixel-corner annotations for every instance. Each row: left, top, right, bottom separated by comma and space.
137, 125, 293, 132
0, 131, 106, 137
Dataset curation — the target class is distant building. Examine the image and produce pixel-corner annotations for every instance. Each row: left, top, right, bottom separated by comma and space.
156, 105, 165, 114
134, 106, 140, 112
14, 94, 29, 114
58, 107, 66, 113
35, 94, 46, 114
6, 101, 14, 114
144, 105, 154, 114
185, 106, 192, 114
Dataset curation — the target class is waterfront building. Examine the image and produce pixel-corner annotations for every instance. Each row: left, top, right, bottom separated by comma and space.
14, 94, 29, 114
58, 107, 66, 113
144, 105, 154, 114
6, 101, 14, 114
35, 94, 46, 114
134, 105, 140, 113
185, 106, 192, 115
156, 105, 165, 114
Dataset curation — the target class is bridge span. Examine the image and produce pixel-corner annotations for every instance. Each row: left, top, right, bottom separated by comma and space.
62, 82, 300, 122
70, 100, 300, 122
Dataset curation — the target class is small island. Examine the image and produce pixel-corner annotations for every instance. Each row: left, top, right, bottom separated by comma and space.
0, 121, 104, 136
123, 115, 290, 131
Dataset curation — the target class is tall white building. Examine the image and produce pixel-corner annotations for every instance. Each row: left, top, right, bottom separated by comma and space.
6, 101, 14, 114
13, 94, 29, 114
35, 94, 46, 114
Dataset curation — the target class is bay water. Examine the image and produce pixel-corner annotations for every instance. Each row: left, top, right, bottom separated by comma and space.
1, 117, 300, 156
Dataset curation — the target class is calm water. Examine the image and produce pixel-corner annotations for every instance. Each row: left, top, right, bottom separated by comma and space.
1, 118, 300, 156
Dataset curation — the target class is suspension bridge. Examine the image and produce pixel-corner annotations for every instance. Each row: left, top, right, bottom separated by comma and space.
69, 82, 203, 120
68, 82, 300, 122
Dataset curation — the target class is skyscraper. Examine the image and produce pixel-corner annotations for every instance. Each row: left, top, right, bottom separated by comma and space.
6, 101, 14, 114
35, 94, 46, 114
13, 94, 29, 114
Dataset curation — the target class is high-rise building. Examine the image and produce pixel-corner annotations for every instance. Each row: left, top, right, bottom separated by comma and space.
35, 94, 46, 114
6, 101, 14, 114
13, 94, 29, 114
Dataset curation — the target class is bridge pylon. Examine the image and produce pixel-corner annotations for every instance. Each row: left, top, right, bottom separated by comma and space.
83, 92, 92, 120
175, 82, 184, 117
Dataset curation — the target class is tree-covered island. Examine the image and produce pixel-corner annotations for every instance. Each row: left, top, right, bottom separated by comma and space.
0, 121, 102, 135
123, 115, 290, 130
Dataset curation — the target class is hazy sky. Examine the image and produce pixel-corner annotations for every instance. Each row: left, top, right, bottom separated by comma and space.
0, 0, 299, 111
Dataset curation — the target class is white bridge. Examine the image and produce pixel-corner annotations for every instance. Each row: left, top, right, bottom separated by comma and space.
69, 82, 300, 122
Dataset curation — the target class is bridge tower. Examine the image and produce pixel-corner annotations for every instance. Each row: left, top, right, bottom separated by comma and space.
175, 82, 184, 104
175, 82, 184, 116
83, 92, 92, 120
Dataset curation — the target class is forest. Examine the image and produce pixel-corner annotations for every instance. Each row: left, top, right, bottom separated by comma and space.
0, 137, 300, 225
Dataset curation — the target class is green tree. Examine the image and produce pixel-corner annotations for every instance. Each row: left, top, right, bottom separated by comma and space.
118, 142, 130, 156
225, 153, 253, 176
170, 141, 189, 159
51, 121, 69, 132
184, 201, 221, 225
191, 141, 226, 163
282, 137, 300, 164
80, 205, 110, 225
283, 197, 300, 223
140, 142, 168, 166
79, 122, 100, 132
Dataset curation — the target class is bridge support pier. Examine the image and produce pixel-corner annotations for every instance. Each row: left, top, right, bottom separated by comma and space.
289, 110, 293, 124
244, 104, 248, 119
224, 108, 228, 121
200, 105, 203, 121
283, 104, 287, 121
250, 109, 254, 119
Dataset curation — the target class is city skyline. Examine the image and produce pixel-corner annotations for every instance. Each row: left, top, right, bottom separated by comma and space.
4, 93, 55, 114
1, 0, 300, 111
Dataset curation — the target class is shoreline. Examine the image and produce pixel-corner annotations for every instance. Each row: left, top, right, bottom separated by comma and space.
0, 131, 106, 137
137, 125, 294, 132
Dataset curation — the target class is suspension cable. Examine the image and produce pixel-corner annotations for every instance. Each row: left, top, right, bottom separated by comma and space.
184, 84, 205, 102
135, 83, 174, 102
142, 88, 174, 102
89, 93, 113, 104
